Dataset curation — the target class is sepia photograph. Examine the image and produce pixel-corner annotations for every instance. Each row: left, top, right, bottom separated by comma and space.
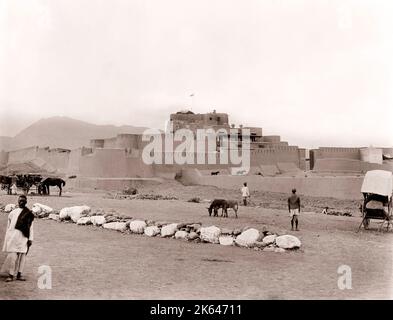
0, 0, 392, 304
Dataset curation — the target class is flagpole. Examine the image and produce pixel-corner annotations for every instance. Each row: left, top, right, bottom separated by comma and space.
190, 93, 194, 111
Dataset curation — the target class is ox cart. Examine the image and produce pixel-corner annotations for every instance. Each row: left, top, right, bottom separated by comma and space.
357, 170, 393, 232
0, 174, 43, 195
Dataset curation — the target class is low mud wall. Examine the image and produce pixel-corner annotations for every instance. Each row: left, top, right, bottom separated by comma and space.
66, 177, 164, 191
181, 169, 364, 200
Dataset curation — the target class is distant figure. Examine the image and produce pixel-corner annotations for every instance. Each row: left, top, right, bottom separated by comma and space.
123, 186, 137, 195
11, 184, 17, 195
241, 182, 250, 206
288, 188, 300, 231
237, 170, 246, 175
322, 207, 328, 214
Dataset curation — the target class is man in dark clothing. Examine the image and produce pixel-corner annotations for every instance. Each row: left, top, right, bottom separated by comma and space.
1, 195, 34, 282
288, 188, 300, 231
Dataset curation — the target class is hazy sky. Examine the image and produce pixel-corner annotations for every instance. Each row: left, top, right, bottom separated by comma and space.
1, 0, 392, 148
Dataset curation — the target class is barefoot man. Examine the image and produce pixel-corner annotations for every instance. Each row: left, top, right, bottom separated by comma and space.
1, 195, 34, 282
288, 188, 300, 231
241, 182, 250, 206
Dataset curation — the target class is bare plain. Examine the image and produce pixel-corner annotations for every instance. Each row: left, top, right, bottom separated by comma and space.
0, 182, 392, 299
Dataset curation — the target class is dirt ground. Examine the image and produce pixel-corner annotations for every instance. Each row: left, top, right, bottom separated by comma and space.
0, 182, 392, 299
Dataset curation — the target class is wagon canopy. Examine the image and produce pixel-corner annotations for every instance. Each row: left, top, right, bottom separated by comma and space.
361, 170, 393, 197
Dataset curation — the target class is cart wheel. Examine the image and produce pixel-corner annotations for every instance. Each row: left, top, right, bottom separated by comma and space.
363, 218, 370, 229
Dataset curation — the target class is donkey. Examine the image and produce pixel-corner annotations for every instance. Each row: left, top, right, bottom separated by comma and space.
207, 199, 228, 217
222, 200, 239, 218
41, 177, 66, 196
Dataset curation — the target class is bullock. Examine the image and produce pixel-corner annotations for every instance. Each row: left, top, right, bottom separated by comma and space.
0, 175, 12, 195
14, 175, 43, 194
23, 175, 43, 194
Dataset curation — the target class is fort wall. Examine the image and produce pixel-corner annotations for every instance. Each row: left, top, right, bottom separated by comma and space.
36, 148, 70, 172
310, 147, 361, 169
66, 147, 93, 175
102, 137, 117, 148
312, 158, 393, 173
77, 148, 155, 178
249, 147, 302, 168
8, 146, 39, 163
359, 147, 382, 164
262, 135, 281, 143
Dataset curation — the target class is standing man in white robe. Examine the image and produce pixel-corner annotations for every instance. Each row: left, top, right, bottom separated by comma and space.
241, 182, 250, 206
1, 195, 34, 282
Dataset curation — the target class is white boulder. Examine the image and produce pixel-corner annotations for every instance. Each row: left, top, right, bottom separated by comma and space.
175, 230, 188, 240
90, 215, 106, 226
4, 204, 16, 213
235, 228, 261, 247
70, 206, 90, 223
32, 206, 42, 215
275, 235, 301, 249
32, 203, 53, 218
161, 223, 178, 237
200, 226, 221, 244
103, 222, 127, 232
188, 232, 199, 240
129, 220, 147, 234
219, 236, 234, 246
144, 226, 161, 237
77, 217, 92, 225
59, 205, 91, 222
33, 203, 53, 214
59, 209, 69, 220
220, 228, 233, 235
262, 234, 277, 245
48, 213, 60, 221
274, 248, 286, 253
70, 212, 81, 223
254, 241, 267, 249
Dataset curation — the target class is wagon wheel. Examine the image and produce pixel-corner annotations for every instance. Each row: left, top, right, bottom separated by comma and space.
363, 218, 370, 229
384, 204, 392, 231
362, 203, 369, 229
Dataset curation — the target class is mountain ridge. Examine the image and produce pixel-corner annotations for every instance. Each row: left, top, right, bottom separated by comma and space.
0, 116, 151, 151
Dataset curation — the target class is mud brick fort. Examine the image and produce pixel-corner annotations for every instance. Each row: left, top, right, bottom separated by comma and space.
0, 110, 392, 199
